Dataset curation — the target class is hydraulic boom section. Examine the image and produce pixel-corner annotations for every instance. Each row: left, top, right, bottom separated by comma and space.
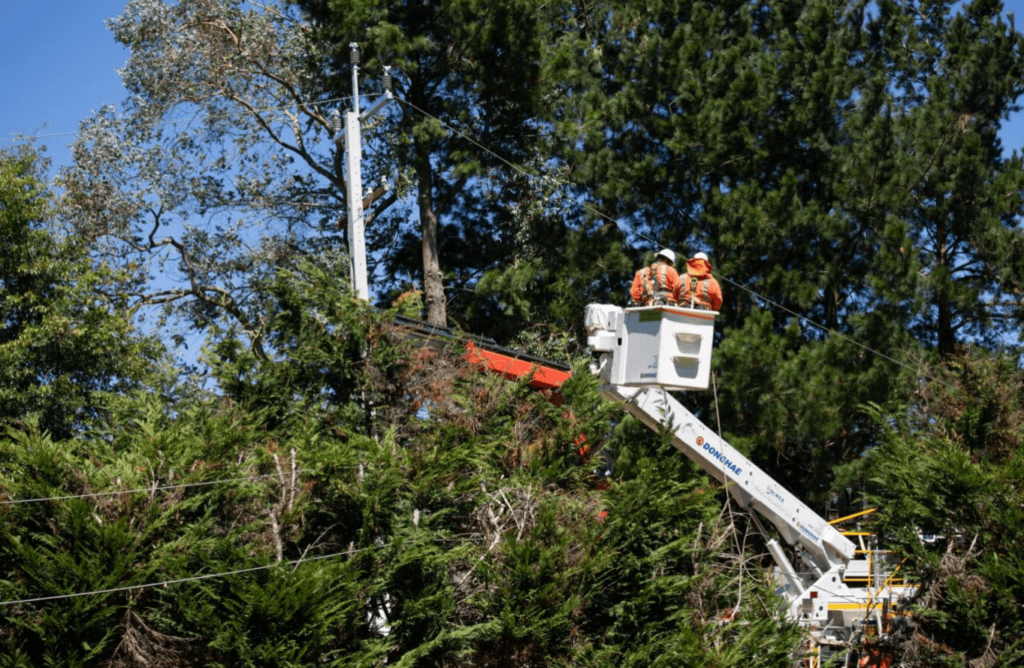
584, 304, 878, 629
599, 382, 856, 624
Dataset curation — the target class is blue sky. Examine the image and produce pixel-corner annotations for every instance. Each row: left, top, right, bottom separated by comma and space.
0, 0, 130, 169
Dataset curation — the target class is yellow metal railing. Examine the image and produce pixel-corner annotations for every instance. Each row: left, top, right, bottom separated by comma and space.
867, 557, 907, 612
828, 507, 877, 525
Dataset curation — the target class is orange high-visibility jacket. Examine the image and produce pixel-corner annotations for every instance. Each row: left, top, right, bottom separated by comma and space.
681, 257, 723, 311
630, 261, 682, 305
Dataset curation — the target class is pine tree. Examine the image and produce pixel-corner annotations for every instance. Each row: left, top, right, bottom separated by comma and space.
860, 0, 1024, 355
541, 0, 1024, 497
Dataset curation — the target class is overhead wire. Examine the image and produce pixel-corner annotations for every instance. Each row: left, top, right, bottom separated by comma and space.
0, 467, 365, 506
0, 472, 293, 505
0, 534, 499, 607
394, 97, 662, 248
719, 275, 953, 388
393, 95, 947, 388
0, 459, 441, 607
0, 94, 357, 146
0, 543, 370, 607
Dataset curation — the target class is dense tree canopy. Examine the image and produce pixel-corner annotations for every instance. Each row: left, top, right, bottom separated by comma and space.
2, 0, 1024, 665
1, 267, 802, 667
850, 351, 1024, 667
541, 0, 1024, 494
0, 144, 161, 438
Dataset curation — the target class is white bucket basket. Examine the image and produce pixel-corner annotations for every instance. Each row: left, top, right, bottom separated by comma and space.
585, 304, 718, 391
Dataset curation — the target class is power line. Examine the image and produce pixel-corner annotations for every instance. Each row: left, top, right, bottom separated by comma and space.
393, 96, 946, 387
0, 545, 362, 607
0, 95, 356, 147
0, 535, 481, 607
0, 466, 364, 506
4, 76, 939, 389
717, 275, 951, 389
21, 85, 969, 393
393, 97, 660, 249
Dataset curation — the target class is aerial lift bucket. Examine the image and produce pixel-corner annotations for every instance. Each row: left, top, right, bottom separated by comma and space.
585, 304, 718, 391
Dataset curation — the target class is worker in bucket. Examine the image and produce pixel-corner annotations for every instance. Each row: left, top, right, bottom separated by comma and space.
681, 251, 723, 311
630, 248, 682, 306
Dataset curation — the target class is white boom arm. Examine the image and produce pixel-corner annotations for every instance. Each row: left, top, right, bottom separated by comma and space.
585, 304, 861, 625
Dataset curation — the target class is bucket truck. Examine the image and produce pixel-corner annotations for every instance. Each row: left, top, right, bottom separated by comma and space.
584, 303, 914, 661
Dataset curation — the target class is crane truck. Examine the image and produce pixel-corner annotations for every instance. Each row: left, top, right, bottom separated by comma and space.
584, 303, 914, 665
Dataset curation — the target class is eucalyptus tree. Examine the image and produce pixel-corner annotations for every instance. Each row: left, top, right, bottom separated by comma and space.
59, 0, 591, 345
59, 0, 408, 356
293, 0, 583, 328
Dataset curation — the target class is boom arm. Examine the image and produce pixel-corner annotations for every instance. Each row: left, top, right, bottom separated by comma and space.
586, 304, 859, 624
603, 386, 854, 588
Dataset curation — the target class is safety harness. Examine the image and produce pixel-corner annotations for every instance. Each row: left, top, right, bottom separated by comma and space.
689, 276, 712, 309
641, 262, 675, 305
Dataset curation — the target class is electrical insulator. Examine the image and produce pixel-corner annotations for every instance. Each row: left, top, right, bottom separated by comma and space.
330, 109, 341, 134
382, 66, 392, 92
349, 42, 359, 64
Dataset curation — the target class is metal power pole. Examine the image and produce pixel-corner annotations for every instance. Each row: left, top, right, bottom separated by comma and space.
332, 43, 392, 301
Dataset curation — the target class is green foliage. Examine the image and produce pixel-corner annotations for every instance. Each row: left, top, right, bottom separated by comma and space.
545, 0, 1024, 491
0, 259, 802, 666
63, 0, 1024, 499
855, 351, 1024, 666
0, 396, 368, 667
17, 0, 1024, 664
0, 144, 163, 438
59, 0, 351, 357
207, 260, 408, 429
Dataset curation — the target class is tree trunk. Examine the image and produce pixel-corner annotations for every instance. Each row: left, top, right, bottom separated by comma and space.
416, 141, 447, 326
936, 218, 955, 357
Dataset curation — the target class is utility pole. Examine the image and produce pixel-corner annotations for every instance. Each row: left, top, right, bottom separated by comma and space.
332, 43, 392, 301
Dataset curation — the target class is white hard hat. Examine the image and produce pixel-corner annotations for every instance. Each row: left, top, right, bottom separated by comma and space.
656, 248, 676, 264
693, 252, 709, 261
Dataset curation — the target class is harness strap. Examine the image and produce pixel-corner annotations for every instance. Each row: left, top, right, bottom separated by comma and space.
689, 277, 712, 309
639, 264, 666, 302
650, 263, 674, 303
641, 267, 654, 302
